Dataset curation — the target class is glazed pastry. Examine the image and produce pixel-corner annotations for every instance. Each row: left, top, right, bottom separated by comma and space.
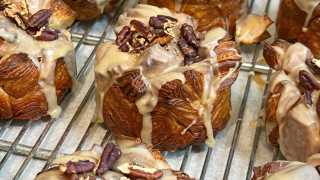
0, 5, 74, 120
277, 0, 320, 58
95, 4, 241, 151
251, 156, 320, 180
1, 0, 77, 29
62, 0, 119, 21
264, 39, 320, 161
36, 139, 194, 180
140, 0, 247, 33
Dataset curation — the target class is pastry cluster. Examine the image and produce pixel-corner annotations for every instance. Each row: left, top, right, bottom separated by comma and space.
36, 139, 194, 180
0, 0, 75, 120
95, 4, 242, 151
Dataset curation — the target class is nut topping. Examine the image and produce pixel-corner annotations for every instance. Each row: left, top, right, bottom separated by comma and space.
180, 24, 199, 49
35, 28, 59, 41
128, 167, 163, 179
96, 143, 121, 176
27, 9, 52, 30
62, 160, 96, 175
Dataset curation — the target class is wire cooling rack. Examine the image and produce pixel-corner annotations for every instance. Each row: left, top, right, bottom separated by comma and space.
0, 0, 283, 179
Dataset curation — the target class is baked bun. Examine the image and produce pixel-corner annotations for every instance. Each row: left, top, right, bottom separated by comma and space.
140, 0, 247, 33
277, 0, 320, 58
36, 139, 194, 180
1, 0, 76, 29
0, 7, 74, 120
95, 4, 241, 151
62, 0, 119, 21
264, 39, 320, 161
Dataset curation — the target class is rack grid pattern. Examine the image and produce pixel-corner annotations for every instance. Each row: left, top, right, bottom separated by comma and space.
0, 0, 282, 179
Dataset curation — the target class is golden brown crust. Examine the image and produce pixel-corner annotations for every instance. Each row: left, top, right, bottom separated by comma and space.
151, 77, 207, 151
211, 88, 231, 135
0, 53, 72, 120
62, 0, 107, 21
142, 0, 247, 33
277, 0, 320, 58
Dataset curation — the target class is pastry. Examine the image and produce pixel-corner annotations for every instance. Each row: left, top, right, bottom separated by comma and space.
0, 5, 75, 120
1, 0, 77, 29
95, 4, 241, 151
62, 0, 119, 21
264, 39, 320, 161
140, 0, 247, 33
36, 139, 194, 180
251, 156, 320, 180
277, 0, 320, 58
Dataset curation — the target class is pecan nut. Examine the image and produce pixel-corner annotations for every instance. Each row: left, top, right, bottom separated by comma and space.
128, 168, 163, 179
130, 20, 149, 37
35, 29, 59, 41
96, 143, 121, 176
180, 24, 199, 49
116, 26, 132, 46
63, 160, 95, 175
27, 9, 52, 29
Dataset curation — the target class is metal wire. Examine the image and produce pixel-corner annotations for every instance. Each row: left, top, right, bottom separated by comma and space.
0, 0, 279, 179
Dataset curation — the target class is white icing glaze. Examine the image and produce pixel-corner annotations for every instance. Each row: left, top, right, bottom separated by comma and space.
294, 0, 320, 28
0, 15, 74, 119
265, 161, 320, 180
115, 4, 195, 33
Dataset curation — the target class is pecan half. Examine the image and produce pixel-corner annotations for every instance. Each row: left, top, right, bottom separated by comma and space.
306, 58, 320, 75
27, 9, 52, 29
178, 37, 198, 65
63, 160, 95, 175
116, 26, 132, 46
96, 143, 121, 176
180, 24, 199, 49
149, 15, 177, 29
128, 167, 163, 179
35, 29, 58, 41
130, 20, 149, 37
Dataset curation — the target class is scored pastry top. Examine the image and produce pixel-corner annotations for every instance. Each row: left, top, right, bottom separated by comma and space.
95, 4, 241, 150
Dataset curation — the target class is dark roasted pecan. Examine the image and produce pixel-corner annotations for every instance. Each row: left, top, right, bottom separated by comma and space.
306, 58, 320, 75
149, 16, 167, 29
35, 29, 59, 41
96, 143, 121, 176
128, 168, 163, 179
116, 26, 132, 46
130, 20, 149, 37
64, 160, 95, 175
27, 9, 52, 29
178, 38, 197, 57
299, 70, 320, 91
180, 24, 199, 49
149, 15, 177, 29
